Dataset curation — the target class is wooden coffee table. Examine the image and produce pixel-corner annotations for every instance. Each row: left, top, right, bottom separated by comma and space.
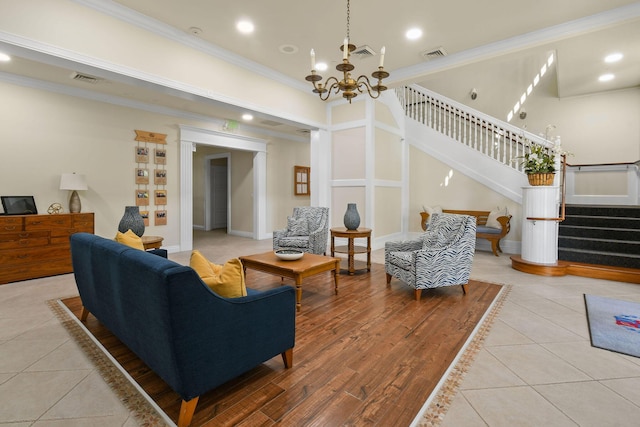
239, 251, 340, 312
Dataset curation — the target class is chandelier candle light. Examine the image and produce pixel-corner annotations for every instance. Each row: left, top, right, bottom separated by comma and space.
306, 0, 389, 103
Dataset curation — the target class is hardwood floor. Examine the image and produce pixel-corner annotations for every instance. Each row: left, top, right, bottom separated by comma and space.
62, 263, 502, 426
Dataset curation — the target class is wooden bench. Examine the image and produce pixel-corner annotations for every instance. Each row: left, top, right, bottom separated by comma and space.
420, 209, 511, 257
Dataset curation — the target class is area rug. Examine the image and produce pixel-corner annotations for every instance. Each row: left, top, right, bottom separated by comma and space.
585, 294, 640, 358
49, 274, 509, 427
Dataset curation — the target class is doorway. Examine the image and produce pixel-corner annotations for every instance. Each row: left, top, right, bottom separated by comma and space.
204, 153, 230, 232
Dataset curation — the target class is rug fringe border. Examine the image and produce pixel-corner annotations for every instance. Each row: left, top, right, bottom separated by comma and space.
48, 298, 175, 427
411, 283, 512, 427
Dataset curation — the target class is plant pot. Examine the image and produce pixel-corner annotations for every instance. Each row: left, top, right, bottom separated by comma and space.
527, 173, 555, 186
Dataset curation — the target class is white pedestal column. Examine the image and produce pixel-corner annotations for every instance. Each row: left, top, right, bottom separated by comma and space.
521, 186, 559, 265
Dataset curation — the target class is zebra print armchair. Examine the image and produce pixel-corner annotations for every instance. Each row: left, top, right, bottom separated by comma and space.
385, 213, 477, 301
273, 207, 329, 255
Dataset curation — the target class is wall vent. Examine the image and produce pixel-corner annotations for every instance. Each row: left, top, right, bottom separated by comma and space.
351, 45, 376, 58
421, 47, 448, 61
70, 72, 102, 84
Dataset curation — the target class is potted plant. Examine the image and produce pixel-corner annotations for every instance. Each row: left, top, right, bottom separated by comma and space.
519, 144, 556, 186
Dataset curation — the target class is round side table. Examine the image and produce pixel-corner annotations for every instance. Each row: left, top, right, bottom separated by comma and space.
330, 227, 372, 275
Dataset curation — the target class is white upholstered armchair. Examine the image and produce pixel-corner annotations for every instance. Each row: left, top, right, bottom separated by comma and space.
385, 213, 477, 300
273, 207, 329, 255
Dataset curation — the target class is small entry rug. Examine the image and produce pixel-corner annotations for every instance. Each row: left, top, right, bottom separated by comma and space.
584, 294, 640, 358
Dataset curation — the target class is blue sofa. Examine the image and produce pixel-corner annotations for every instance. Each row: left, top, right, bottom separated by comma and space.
70, 233, 296, 427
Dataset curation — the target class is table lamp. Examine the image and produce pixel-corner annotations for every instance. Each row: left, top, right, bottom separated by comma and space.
60, 173, 87, 213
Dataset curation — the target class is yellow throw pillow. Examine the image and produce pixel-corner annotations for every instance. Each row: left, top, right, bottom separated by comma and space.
115, 229, 145, 250
190, 250, 247, 298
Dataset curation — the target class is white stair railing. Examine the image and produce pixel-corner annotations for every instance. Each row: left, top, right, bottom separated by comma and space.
395, 85, 554, 173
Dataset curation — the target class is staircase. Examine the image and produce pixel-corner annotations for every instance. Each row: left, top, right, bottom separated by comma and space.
559, 205, 640, 270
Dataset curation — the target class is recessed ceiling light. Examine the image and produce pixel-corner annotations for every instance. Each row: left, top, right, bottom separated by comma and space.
236, 20, 254, 34
599, 73, 615, 82
604, 52, 623, 63
242, 113, 253, 121
0, 52, 10, 62
405, 28, 422, 40
315, 62, 328, 71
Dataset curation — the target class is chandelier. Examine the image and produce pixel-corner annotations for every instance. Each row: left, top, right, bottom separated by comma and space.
305, 0, 389, 103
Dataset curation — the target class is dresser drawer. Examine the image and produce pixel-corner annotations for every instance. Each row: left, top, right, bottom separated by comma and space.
0, 231, 50, 249
25, 215, 72, 230
0, 259, 73, 284
0, 216, 24, 231
0, 245, 70, 265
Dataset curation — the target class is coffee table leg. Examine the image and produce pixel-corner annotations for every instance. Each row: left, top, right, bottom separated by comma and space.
295, 276, 302, 312
333, 261, 340, 295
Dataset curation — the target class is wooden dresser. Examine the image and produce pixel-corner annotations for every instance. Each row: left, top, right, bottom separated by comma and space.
0, 213, 94, 284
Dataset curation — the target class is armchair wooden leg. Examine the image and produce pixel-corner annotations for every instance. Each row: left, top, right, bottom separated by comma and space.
178, 397, 199, 427
414, 289, 422, 301
386, 273, 392, 286
461, 284, 468, 294
80, 306, 89, 321
282, 348, 293, 368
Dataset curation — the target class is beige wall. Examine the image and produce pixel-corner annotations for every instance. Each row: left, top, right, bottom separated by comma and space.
0, 81, 181, 244
0, 81, 310, 247
409, 146, 522, 241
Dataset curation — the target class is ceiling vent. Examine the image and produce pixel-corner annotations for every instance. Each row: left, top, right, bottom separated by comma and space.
351, 45, 376, 58
421, 47, 448, 61
70, 72, 102, 84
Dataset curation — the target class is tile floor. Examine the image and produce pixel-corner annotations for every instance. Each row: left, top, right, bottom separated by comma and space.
1, 230, 640, 426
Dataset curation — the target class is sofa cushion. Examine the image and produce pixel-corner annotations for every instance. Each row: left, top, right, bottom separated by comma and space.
476, 225, 502, 234
115, 229, 145, 250
486, 207, 507, 229
189, 250, 247, 298
287, 216, 309, 236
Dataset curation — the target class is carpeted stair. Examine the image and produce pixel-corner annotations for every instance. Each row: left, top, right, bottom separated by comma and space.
559, 205, 640, 269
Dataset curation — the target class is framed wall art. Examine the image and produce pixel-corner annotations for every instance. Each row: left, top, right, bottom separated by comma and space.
294, 165, 310, 196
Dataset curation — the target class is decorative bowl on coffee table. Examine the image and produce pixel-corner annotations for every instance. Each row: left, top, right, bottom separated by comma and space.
274, 249, 304, 261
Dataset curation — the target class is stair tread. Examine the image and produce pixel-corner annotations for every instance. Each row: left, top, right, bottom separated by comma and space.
559, 247, 640, 258
559, 236, 640, 244
559, 224, 640, 232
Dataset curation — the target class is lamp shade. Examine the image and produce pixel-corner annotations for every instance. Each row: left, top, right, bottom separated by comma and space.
59, 173, 87, 191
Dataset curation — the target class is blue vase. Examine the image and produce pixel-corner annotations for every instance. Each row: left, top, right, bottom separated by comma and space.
118, 206, 145, 237
343, 203, 360, 230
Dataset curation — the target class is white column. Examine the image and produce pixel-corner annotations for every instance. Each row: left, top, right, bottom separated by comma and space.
521, 186, 559, 264
180, 140, 195, 252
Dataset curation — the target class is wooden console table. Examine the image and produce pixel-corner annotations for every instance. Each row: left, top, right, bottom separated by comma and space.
0, 213, 94, 284
330, 227, 372, 275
